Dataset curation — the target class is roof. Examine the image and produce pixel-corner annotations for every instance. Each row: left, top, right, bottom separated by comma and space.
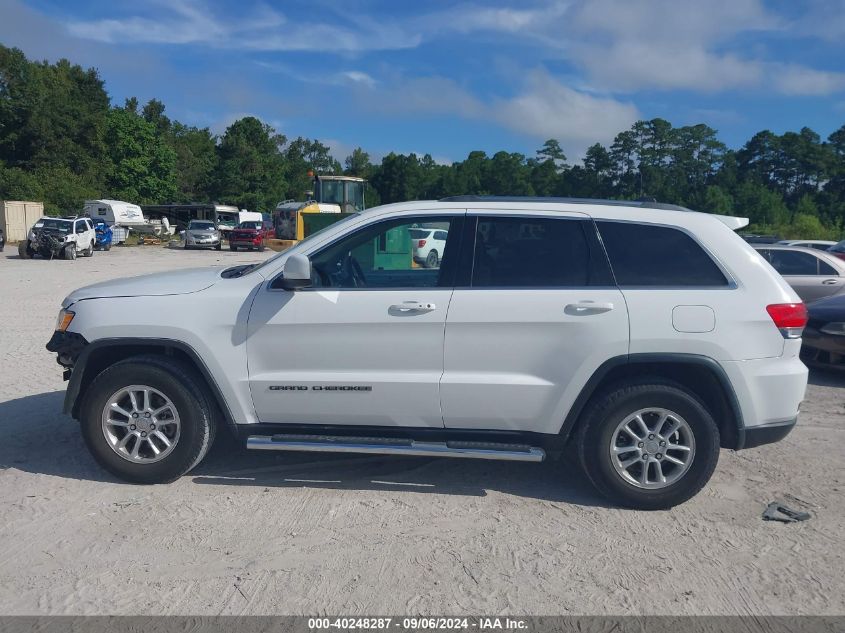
84, 199, 143, 209
315, 175, 366, 183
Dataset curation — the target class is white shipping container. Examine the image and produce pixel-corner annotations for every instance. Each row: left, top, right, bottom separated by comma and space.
0, 201, 44, 242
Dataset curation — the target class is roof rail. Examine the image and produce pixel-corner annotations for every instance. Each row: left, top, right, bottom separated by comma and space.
437, 195, 692, 212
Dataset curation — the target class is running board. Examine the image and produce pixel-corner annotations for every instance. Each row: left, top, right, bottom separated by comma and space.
246, 434, 546, 462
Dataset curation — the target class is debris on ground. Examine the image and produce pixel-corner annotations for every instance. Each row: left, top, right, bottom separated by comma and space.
763, 501, 811, 523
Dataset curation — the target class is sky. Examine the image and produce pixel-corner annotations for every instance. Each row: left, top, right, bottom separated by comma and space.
1, 0, 845, 165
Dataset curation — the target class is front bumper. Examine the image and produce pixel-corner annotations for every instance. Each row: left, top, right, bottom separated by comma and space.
186, 238, 221, 248
45, 330, 88, 379
230, 238, 262, 247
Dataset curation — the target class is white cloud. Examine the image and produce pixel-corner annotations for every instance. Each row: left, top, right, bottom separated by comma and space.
490, 70, 640, 157
418, 0, 845, 97
67, 0, 420, 52
341, 71, 377, 88
772, 65, 845, 97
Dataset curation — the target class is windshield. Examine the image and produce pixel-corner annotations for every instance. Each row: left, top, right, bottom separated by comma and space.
408, 229, 430, 239
320, 180, 344, 205
189, 221, 215, 230
830, 240, 845, 253
347, 181, 365, 211
238, 221, 261, 229
37, 219, 72, 232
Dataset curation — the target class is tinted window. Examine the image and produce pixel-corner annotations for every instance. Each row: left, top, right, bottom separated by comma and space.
408, 229, 429, 240
310, 216, 459, 289
598, 221, 729, 287
768, 250, 819, 275
819, 259, 838, 276
434, 231, 449, 241
830, 240, 845, 254
471, 217, 600, 287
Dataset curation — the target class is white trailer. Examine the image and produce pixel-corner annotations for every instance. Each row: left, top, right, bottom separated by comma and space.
84, 200, 147, 228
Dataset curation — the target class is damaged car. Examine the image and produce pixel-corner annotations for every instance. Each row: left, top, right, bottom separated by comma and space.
18, 217, 96, 260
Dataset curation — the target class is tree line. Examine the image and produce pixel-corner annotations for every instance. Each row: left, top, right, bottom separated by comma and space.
2, 45, 844, 239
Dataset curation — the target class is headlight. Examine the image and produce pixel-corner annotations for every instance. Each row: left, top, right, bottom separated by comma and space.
820, 322, 845, 336
55, 309, 75, 332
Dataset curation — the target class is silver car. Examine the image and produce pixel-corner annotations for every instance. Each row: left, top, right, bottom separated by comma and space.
755, 245, 845, 302
182, 220, 222, 250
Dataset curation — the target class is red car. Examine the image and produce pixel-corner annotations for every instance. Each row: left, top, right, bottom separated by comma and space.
229, 220, 273, 251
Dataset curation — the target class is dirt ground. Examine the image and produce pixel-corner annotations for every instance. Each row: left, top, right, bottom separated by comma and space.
0, 244, 843, 616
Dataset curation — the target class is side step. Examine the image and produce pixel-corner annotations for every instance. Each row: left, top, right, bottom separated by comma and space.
246, 434, 545, 462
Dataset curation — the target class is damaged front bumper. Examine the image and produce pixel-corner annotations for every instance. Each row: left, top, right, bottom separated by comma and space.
45, 330, 88, 380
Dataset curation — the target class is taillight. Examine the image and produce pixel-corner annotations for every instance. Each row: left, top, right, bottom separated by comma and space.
766, 303, 808, 339
418, 239, 427, 248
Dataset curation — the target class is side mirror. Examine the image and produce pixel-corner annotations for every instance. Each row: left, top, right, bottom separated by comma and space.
276, 254, 312, 290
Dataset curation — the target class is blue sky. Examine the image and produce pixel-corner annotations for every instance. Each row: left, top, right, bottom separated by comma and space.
2, 0, 845, 164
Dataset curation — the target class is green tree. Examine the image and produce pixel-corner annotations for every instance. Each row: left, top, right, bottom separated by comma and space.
214, 116, 286, 211
170, 122, 217, 202
103, 107, 177, 203
344, 147, 372, 177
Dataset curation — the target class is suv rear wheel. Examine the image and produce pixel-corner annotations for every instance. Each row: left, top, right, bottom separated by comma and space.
576, 381, 720, 510
80, 356, 215, 483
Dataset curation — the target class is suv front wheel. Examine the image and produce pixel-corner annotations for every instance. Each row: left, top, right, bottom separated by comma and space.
576, 381, 720, 510
80, 356, 215, 483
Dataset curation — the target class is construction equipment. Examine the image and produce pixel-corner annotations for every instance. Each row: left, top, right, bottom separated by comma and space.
268, 174, 366, 251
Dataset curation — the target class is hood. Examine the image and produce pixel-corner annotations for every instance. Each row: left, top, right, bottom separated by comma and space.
63, 267, 221, 307
187, 228, 218, 236
808, 293, 845, 322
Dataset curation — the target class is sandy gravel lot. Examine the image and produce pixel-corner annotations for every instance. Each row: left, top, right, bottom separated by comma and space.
0, 244, 843, 616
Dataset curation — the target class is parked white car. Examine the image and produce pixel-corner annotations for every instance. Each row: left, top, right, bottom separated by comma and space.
776, 239, 837, 251
47, 197, 808, 509
409, 227, 448, 268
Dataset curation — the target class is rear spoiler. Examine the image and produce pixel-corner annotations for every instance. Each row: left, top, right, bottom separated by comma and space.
714, 215, 749, 231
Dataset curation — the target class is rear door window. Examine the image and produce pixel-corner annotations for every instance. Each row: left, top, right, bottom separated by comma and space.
597, 221, 729, 287
767, 250, 820, 276
470, 216, 611, 287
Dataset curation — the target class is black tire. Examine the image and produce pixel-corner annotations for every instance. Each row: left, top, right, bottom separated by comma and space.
79, 355, 215, 484
425, 250, 439, 268
104, 243, 111, 251
258, 242, 265, 252
183, 241, 189, 250
84, 241, 94, 257
576, 381, 720, 510
229, 244, 237, 251
215, 242, 222, 251
18, 241, 32, 259
64, 244, 77, 260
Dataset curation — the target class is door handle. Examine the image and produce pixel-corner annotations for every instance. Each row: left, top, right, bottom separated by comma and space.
565, 301, 614, 315
822, 279, 839, 285
390, 301, 436, 313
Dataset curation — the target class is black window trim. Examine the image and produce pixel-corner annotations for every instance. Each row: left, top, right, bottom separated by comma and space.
595, 218, 738, 290
269, 212, 467, 292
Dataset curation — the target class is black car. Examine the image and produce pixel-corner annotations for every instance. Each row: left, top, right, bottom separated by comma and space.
802, 294, 845, 368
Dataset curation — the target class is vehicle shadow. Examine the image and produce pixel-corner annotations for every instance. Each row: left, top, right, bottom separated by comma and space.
808, 366, 845, 387
0, 390, 611, 508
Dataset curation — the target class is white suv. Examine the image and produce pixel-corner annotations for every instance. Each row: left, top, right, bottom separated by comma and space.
20, 217, 97, 260
410, 227, 448, 268
46, 197, 808, 509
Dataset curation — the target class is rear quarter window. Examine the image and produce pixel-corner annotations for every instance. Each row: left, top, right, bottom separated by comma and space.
597, 221, 729, 287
